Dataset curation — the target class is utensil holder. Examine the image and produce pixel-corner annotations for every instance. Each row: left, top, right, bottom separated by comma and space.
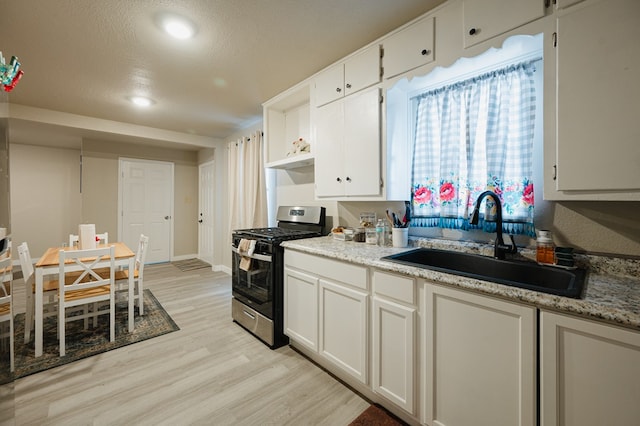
392, 227, 408, 248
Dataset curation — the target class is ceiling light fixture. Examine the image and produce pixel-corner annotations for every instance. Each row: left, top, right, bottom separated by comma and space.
129, 96, 154, 107
162, 15, 196, 40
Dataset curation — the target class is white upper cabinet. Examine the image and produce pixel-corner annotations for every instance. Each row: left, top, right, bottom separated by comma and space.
463, 0, 545, 48
383, 16, 435, 80
551, 0, 640, 198
315, 88, 381, 198
314, 44, 381, 107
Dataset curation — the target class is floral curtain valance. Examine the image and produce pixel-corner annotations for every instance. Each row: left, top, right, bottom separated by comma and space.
410, 60, 538, 236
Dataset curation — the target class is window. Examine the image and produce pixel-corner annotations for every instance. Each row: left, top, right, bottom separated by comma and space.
387, 34, 543, 239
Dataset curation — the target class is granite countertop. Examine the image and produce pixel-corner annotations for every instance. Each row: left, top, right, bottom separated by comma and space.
282, 236, 640, 332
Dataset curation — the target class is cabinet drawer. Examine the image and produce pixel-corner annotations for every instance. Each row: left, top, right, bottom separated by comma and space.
372, 270, 415, 305
285, 250, 368, 290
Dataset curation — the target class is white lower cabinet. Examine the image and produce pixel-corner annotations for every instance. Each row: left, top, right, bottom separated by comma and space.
540, 310, 640, 426
284, 249, 369, 384
372, 296, 416, 413
424, 284, 537, 426
372, 270, 417, 415
319, 279, 369, 384
283, 267, 318, 352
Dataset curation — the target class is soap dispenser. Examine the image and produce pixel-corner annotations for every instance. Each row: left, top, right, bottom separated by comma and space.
536, 230, 555, 264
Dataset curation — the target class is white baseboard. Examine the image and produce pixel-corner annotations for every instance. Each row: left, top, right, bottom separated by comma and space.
214, 264, 231, 275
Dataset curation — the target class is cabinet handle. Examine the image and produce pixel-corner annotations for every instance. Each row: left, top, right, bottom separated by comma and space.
346, 176, 352, 182
421, 49, 431, 56
346, 83, 352, 89
336, 87, 342, 93
336, 177, 342, 182
468, 27, 478, 36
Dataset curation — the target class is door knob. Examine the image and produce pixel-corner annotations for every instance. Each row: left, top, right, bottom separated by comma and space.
198, 219, 203, 223
164, 215, 171, 220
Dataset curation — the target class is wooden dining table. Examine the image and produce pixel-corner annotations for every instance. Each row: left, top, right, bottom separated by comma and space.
34, 242, 136, 357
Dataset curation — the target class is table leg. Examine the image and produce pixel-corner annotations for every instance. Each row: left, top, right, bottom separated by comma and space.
128, 257, 134, 332
35, 268, 44, 357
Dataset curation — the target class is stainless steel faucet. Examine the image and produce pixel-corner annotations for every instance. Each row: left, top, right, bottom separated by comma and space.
469, 190, 517, 260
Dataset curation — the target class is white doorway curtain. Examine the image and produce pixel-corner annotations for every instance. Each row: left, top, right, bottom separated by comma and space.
227, 131, 268, 239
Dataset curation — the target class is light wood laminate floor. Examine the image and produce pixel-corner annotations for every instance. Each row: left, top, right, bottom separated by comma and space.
0, 263, 368, 425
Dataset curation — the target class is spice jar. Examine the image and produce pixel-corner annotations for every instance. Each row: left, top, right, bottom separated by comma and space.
365, 227, 378, 244
536, 230, 555, 264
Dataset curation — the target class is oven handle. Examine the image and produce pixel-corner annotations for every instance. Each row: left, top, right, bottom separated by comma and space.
231, 246, 272, 263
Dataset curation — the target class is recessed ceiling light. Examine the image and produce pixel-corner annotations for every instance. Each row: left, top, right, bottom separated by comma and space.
162, 15, 196, 40
129, 96, 154, 107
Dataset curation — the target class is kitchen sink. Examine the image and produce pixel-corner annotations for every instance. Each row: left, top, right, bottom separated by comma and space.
381, 248, 587, 298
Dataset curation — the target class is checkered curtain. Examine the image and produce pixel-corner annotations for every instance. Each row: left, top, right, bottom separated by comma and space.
410, 61, 537, 236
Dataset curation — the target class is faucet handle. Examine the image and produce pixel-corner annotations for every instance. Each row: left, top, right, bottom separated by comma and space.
506, 235, 517, 253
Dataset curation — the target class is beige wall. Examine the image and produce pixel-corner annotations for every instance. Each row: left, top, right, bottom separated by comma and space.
82, 154, 118, 239
10, 139, 201, 260
173, 163, 198, 257
82, 139, 199, 259
9, 144, 82, 257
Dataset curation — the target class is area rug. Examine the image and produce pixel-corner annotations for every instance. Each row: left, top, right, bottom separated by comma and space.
171, 258, 211, 272
0, 289, 179, 385
349, 404, 407, 426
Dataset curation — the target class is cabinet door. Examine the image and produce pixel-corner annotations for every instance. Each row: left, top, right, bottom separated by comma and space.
343, 88, 381, 197
555, 0, 640, 192
314, 64, 344, 107
463, 0, 545, 48
319, 279, 368, 384
424, 284, 536, 426
372, 296, 415, 414
540, 310, 640, 426
315, 101, 345, 197
344, 44, 381, 96
283, 267, 318, 352
383, 16, 435, 79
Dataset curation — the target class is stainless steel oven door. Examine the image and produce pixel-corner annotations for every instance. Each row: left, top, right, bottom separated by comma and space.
231, 246, 274, 319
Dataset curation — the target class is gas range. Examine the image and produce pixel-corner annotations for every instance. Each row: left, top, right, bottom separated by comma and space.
231, 206, 326, 348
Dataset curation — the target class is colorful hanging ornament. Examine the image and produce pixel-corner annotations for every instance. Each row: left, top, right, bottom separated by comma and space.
0, 52, 24, 92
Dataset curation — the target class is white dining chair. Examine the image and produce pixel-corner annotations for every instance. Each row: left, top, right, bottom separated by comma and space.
119, 234, 148, 315
69, 232, 108, 247
96, 234, 149, 315
0, 256, 14, 372
18, 241, 82, 343
58, 246, 115, 356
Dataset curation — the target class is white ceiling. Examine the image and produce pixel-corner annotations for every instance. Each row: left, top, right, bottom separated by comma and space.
1, 0, 445, 150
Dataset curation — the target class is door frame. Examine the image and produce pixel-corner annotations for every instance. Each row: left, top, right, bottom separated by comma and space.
198, 160, 215, 265
117, 157, 174, 262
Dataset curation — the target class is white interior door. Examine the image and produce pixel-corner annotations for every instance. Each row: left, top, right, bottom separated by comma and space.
198, 161, 214, 265
119, 159, 173, 263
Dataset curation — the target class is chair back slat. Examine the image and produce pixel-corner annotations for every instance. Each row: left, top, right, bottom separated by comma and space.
59, 246, 115, 297
0, 257, 11, 298
17, 242, 35, 286
135, 235, 149, 272
0, 255, 13, 372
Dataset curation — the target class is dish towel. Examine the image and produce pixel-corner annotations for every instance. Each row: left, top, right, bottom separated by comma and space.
238, 238, 256, 271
